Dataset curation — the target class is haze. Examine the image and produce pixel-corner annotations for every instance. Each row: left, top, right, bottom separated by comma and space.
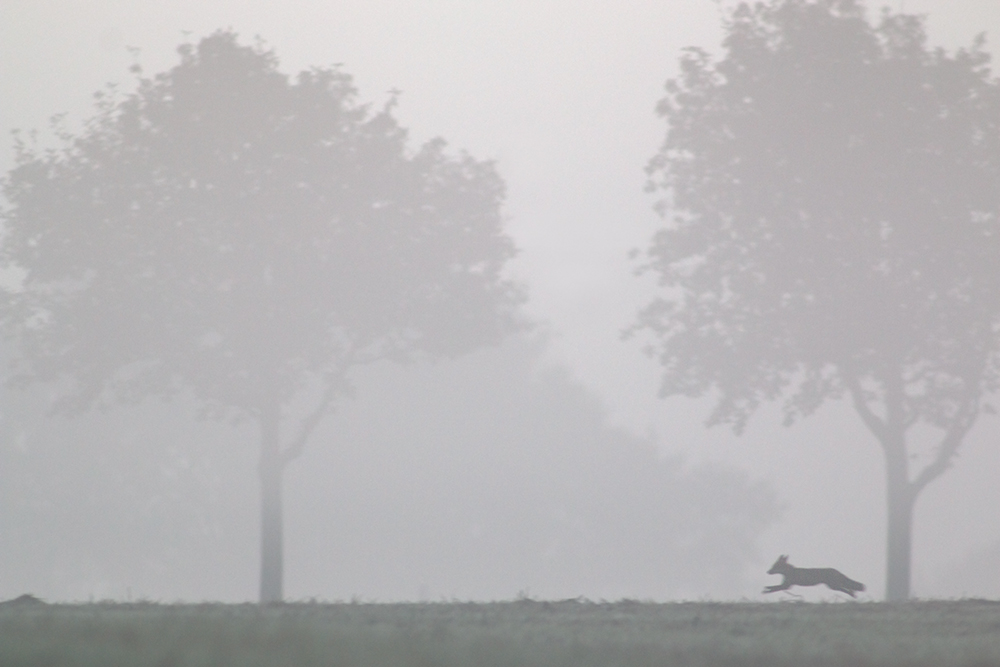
1, 0, 998, 602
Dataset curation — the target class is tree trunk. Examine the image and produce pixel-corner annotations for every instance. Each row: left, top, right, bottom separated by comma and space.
852, 373, 977, 602
259, 399, 284, 604
883, 438, 915, 602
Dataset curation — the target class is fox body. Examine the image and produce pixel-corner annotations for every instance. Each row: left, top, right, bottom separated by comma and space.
763, 555, 866, 598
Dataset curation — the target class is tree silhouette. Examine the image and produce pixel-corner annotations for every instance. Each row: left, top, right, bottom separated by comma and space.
0, 32, 523, 602
633, 0, 1000, 600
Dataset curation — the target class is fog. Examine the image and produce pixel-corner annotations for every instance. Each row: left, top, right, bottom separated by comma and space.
1, 0, 999, 602
1, 338, 778, 601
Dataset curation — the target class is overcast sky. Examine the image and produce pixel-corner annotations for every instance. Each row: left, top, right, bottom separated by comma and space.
2, 0, 1000, 601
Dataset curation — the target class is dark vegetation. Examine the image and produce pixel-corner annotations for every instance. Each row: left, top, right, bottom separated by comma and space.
2, 599, 999, 666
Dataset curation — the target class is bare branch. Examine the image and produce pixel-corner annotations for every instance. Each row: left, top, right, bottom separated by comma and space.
910, 397, 980, 495
275, 332, 403, 468
845, 374, 888, 443
279, 373, 345, 467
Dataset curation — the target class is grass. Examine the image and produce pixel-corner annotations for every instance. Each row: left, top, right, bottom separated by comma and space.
1, 598, 999, 666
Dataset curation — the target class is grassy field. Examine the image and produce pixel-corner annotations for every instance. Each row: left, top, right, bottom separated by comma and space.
1, 598, 998, 666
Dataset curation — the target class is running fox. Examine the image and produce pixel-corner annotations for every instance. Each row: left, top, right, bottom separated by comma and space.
763, 555, 866, 598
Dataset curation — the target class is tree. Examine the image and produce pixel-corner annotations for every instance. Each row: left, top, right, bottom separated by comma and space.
633, 0, 1000, 600
0, 31, 523, 603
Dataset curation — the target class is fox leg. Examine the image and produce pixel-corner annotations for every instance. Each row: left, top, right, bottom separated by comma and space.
827, 584, 857, 598
763, 583, 790, 594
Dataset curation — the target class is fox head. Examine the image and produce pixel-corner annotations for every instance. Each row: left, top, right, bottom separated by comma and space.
768, 555, 789, 574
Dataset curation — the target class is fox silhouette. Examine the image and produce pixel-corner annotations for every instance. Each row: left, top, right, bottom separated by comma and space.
763, 555, 866, 598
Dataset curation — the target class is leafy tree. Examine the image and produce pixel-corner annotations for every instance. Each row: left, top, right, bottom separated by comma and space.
0, 32, 523, 602
633, 0, 1000, 600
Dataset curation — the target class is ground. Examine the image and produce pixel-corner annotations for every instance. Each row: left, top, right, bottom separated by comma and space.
1, 598, 998, 666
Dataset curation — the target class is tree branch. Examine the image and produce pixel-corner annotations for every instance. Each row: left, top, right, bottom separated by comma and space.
845, 374, 888, 443
909, 397, 979, 495
278, 374, 344, 467
275, 335, 400, 468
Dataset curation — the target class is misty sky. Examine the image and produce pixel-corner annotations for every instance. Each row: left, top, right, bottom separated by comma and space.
2, 1, 1000, 601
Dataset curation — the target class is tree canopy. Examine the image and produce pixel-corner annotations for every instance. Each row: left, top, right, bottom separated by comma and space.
2, 31, 522, 416
634, 0, 1000, 599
